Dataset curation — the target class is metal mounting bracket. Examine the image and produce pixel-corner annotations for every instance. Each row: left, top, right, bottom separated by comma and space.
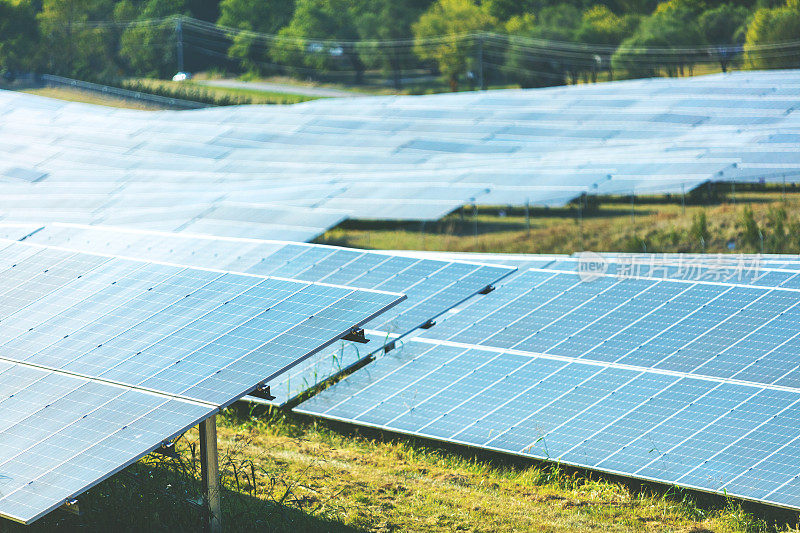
250, 383, 276, 401
479, 284, 495, 295
343, 327, 369, 344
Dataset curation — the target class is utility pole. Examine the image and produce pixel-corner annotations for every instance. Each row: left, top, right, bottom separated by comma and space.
477, 34, 485, 91
176, 17, 185, 73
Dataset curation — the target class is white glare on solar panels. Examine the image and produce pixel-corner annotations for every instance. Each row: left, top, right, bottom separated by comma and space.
3, 70, 800, 241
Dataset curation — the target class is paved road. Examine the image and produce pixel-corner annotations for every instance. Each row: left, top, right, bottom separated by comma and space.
197, 79, 356, 98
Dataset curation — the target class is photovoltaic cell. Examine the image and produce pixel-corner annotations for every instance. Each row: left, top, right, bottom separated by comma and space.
24, 224, 515, 404
0, 239, 404, 523
297, 268, 800, 510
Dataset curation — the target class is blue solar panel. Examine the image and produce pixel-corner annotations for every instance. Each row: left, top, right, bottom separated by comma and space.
0, 239, 405, 523
297, 268, 800, 510
25, 225, 515, 404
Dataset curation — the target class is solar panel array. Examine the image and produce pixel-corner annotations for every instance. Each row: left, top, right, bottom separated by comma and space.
0, 239, 404, 524
298, 266, 800, 509
2, 69, 800, 240
21, 224, 515, 404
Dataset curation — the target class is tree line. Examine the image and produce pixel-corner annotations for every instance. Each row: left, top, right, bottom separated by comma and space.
1, 0, 799, 91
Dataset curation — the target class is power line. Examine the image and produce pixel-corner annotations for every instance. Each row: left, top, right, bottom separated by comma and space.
68, 14, 800, 55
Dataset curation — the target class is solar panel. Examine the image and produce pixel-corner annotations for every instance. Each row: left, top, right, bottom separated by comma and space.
2, 69, 800, 238
0, 361, 213, 524
23, 224, 515, 404
297, 269, 800, 510
0, 239, 404, 523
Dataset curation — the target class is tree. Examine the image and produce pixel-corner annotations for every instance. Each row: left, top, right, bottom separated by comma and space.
119, 0, 187, 78
270, 0, 365, 84
503, 6, 584, 86
502, 14, 560, 88
698, 3, 750, 71
0, 0, 38, 75
481, 0, 536, 21
745, 0, 800, 69
613, 0, 706, 78
575, 6, 638, 80
354, 0, 432, 90
36, 0, 118, 79
218, 0, 295, 74
412, 0, 496, 91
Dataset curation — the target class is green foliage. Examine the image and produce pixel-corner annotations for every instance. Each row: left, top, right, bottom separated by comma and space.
412, 0, 497, 91
745, 0, 800, 69
0, 0, 38, 73
120, 78, 314, 104
482, 0, 536, 21
270, 0, 365, 83
699, 3, 751, 70
355, 0, 431, 89
613, 0, 707, 78
118, 0, 186, 78
576, 5, 634, 45
218, 0, 295, 74
765, 205, 787, 252
36, 0, 119, 80
2, 0, 799, 91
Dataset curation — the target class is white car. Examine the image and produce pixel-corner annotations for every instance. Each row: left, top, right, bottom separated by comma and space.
172, 71, 192, 82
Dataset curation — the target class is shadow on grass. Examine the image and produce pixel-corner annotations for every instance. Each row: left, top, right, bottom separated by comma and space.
0, 450, 362, 533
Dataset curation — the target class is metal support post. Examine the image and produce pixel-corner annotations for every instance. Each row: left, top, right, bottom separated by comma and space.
200, 416, 221, 533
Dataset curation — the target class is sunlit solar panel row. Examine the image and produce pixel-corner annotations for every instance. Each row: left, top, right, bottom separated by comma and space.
19, 224, 515, 404
2, 69, 800, 240
298, 267, 800, 509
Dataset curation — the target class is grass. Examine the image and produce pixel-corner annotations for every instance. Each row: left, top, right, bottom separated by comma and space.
20, 86, 169, 110
126, 78, 320, 105
10, 408, 799, 533
317, 185, 800, 255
